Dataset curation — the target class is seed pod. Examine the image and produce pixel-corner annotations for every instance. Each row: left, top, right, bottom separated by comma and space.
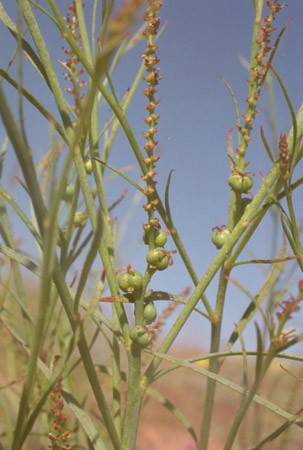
74, 211, 87, 228
155, 254, 169, 270
228, 173, 253, 193
118, 270, 143, 293
155, 229, 168, 247
85, 159, 93, 174
143, 229, 168, 247
118, 273, 131, 292
146, 248, 165, 264
63, 183, 74, 202
143, 303, 157, 324
211, 228, 231, 249
129, 325, 154, 348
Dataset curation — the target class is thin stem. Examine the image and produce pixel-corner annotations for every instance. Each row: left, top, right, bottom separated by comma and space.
142, 156, 288, 389
223, 347, 277, 450
283, 183, 303, 256
198, 267, 230, 450
121, 344, 144, 450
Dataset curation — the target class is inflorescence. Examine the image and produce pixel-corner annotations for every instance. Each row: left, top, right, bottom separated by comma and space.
62, 2, 87, 118
236, 1, 287, 165
141, 1, 163, 244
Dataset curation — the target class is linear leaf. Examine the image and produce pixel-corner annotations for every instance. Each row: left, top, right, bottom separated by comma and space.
251, 410, 302, 450
0, 70, 67, 141
225, 239, 286, 351
0, 3, 51, 88
148, 350, 303, 428
254, 322, 264, 384
147, 387, 197, 443
2, 316, 107, 450
269, 63, 297, 156
94, 158, 144, 192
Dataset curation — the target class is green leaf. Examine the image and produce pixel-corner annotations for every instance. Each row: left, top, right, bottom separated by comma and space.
2, 316, 107, 450
146, 387, 198, 443
0, 184, 41, 245
0, 391, 14, 447
74, 213, 104, 313
225, 239, 286, 351
0, 4, 51, 88
94, 158, 144, 193
148, 350, 303, 429
259, 18, 294, 89
219, 77, 241, 145
254, 323, 264, 384
0, 243, 41, 277
237, 325, 249, 395
251, 410, 303, 450
269, 63, 297, 156
227, 128, 235, 170
164, 169, 175, 227
260, 126, 276, 166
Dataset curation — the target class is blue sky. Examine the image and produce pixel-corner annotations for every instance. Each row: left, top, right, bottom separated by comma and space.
1, 1, 303, 351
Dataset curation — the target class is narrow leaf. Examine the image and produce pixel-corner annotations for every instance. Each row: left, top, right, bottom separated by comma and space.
0, 5, 51, 88
94, 158, 144, 193
227, 128, 235, 170
259, 18, 294, 89
219, 77, 241, 141
260, 126, 276, 165
269, 63, 297, 156
254, 322, 264, 384
148, 350, 303, 428
147, 387, 198, 443
225, 239, 286, 351
251, 410, 302, 450
2, 316, 107, 450
0, 243, 41, 277
165, 169, 175, 227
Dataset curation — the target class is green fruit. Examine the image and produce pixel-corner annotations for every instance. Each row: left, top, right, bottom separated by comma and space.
128, 270, 143, 291
129, 325, 142, 341
146, 248, 165, 265
155, 255, 169, 271
63, 183, 74, 202
118, 273, 131, 292
74, 211, 87, 228
228, 174, 253, 193
118, 270, 143, 292
143, 303, 157, 324
85, 159, 93, 174
146, 249, 171, 270
92, 185, 97, 197
136, 329, 155, 348
129, 326, 154, 348
155, 229, 168, 247
143, 229, 168, 247
211, 228, 231, 249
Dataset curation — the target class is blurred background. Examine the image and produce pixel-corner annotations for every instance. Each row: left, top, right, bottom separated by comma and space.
1, 0, 303, 351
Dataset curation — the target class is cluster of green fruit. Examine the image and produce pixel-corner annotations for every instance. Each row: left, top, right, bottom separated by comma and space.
211, 172, 254, 249
117, 268, 158, 348
61, 159, 94, 228
143, 228, 173, 271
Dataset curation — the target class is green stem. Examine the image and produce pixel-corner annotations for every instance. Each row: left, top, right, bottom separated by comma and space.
22, 0, 73, 135
198, 266, 230, 450
75, 0, 93, 64
122, 344, 144, 450
142, 155, 286, 388
0, 83, 122, 450
283, 183, 303, 256
223, 347, 277, 450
